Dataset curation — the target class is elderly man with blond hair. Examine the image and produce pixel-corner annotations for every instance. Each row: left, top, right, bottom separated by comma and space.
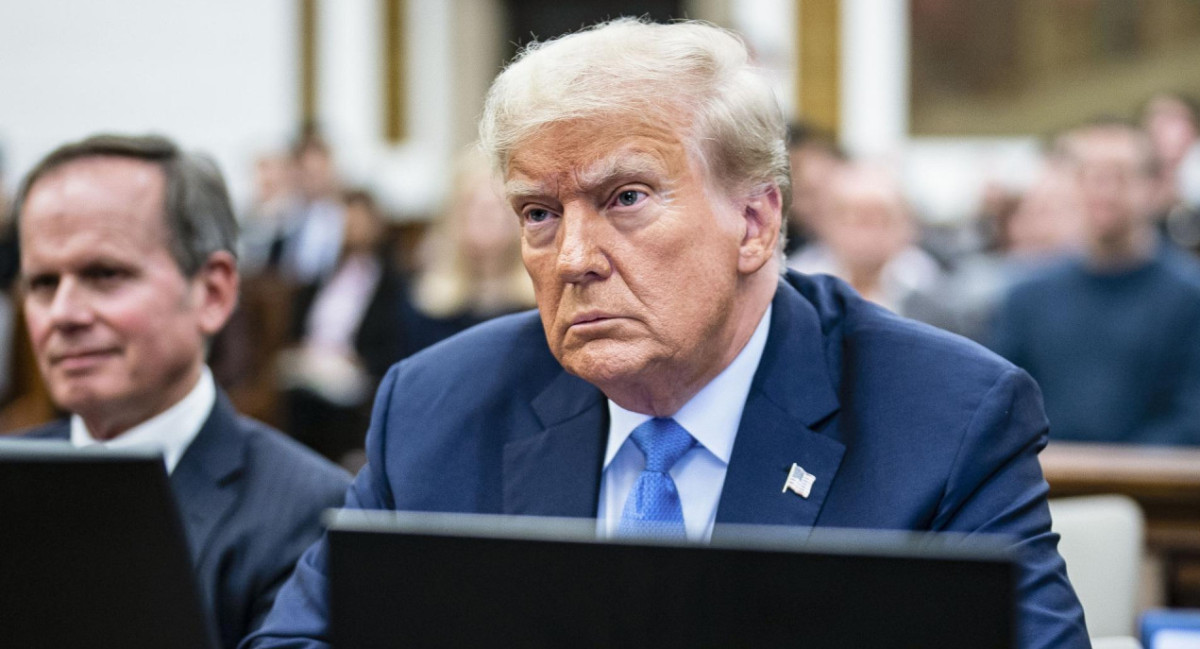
246, 19, 1087, 649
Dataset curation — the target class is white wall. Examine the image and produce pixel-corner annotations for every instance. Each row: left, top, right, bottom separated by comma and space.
316, 0, 455, 217
0, 0, 465, 218
0, 0, 297, 207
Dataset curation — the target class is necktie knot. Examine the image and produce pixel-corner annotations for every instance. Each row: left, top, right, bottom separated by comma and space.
630, 417, 695, 473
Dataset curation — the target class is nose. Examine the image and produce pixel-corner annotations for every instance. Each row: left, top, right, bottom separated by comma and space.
45, 277, 95, 331
555, 204, 612, 284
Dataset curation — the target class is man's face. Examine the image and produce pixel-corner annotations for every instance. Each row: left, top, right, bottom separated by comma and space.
1073, 130, 1155, 246
20, 157, 215, 435
788, 144, 841, 235
507, 115, 769, 406
824, 175, 911, 274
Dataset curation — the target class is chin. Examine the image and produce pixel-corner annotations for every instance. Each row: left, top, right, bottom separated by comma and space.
50, 380, 113, 416
559, 340, 654, 387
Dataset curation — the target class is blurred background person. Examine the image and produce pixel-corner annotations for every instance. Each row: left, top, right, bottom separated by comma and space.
1142, 93, 1198, 216
239, 150, 301, 276
783, 121, 845, 256
788, 161, 944, 319
1141, 92, 1200, 255
271, 130, 344, 284
276, 188, 407, 470
937, 159, 1085, 341
404, 148, 535, 354
990, 118, 1200, 446
1002, 161, 1086, 261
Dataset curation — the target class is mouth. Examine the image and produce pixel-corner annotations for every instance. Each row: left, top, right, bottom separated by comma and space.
49, 348, 119, 370
569, 311, 620, 327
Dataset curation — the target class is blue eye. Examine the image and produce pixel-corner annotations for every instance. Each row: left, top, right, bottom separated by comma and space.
614, 190, 645, 207
525, 208, 552, 223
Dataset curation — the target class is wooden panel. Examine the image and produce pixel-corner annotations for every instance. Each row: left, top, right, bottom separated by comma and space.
1041, 441, 1200, 607
383, 0, 407, 143
300, 0, 319, 125
797, 0, 840, 133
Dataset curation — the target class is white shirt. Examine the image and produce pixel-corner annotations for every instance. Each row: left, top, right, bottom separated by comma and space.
70, 366, 216, 475
597, 305, 772, 542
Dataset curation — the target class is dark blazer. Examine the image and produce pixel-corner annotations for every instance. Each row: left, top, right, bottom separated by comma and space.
245, 271, 1089, 649
26, 391, 351, 649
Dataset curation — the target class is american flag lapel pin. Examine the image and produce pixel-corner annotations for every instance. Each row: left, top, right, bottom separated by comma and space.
782, 463, 815, 499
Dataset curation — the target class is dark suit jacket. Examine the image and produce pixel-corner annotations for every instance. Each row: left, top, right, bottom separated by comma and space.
27, 391, 351, 649
245, 271, 1089, 649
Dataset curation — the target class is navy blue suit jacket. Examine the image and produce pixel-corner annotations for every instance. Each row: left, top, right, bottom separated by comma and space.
247, 271, 1088, 649
26, 391, 351, 649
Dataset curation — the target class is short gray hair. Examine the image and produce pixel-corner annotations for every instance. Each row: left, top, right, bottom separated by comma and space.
12, 133, 239, 277
479, 18, 791, 218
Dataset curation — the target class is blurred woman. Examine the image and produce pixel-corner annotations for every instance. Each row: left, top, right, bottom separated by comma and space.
405, 148, 535, 352
277, 189, 406, 469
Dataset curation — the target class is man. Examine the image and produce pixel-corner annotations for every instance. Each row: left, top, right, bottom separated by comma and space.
274, 133, 344, 283
247, 19, 1087, 649
782, 121, 844, 256
991, 119, 1200, 446
13, 134, 351, 649
788, 162, 943, 318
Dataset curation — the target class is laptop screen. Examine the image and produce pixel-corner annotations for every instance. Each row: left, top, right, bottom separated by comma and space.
327, 510, 1016, 649
0, 440, 215, 649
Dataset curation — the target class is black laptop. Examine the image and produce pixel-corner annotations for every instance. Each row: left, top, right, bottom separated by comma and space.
0, 440, 215, 649
327, 510, 1017, 649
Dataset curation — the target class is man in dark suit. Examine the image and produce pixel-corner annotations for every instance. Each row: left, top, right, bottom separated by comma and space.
13, 134, 351, 649
246, 18, 1088, 649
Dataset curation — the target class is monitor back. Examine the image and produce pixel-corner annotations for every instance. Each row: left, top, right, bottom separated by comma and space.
0, 441, 215, 649
328, 510, 1016, 649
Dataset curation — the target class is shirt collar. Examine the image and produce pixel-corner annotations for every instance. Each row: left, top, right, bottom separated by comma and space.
604, 304, 773, 467
69, 366, 216, 475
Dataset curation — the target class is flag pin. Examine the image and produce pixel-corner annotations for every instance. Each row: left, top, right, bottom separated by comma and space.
782, 463, 815, 499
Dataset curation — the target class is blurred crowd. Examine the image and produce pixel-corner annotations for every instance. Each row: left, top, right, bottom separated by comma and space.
786, 91, 1200, 448
1, 91, 1198, 465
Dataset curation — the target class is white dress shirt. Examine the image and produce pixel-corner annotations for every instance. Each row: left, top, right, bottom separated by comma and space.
70, 366, 216, 475
597, 305, 772, 542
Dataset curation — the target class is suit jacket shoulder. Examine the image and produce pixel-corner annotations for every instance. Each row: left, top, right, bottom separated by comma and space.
171, 394, 351, 649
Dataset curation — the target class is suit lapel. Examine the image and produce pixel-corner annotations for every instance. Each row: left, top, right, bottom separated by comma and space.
502, 369, 607, 518
714, 278, 845, 536
169, 393, 244, 563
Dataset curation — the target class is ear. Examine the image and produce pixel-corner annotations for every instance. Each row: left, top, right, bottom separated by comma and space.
737, 184, 782, 275
192, 251, 239, 337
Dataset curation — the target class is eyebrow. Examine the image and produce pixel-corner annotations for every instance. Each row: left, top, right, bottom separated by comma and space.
574, 152, 666, 191
505, 151, 669, 202
504, 179, 547, 202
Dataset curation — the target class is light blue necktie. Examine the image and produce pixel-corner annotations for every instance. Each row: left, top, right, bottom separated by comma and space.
617, 417, 695, 540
